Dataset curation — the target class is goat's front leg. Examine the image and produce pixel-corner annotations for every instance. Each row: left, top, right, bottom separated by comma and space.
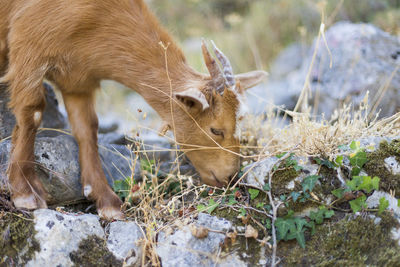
8, 86, 47, 209
62, 92, 124, 220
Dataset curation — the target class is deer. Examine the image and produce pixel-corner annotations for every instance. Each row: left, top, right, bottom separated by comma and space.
0, 0, 267, 220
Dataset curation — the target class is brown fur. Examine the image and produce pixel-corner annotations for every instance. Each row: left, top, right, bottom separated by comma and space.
0, 0, 266, 219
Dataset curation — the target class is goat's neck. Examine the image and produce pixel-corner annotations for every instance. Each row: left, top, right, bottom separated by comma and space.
104, 5, 206, 124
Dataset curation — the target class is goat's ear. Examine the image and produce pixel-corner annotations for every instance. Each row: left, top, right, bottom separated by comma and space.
236, 70, 268, 90
174, 88, 210, 112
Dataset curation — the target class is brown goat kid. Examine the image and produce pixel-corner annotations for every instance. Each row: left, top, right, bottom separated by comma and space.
0, 0, 267, 220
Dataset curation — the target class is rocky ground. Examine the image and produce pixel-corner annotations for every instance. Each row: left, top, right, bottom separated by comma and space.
1, 21, 400, 266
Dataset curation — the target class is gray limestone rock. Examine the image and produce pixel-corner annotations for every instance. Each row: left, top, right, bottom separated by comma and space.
265, 22, 400, 117
157, 213, 246, 267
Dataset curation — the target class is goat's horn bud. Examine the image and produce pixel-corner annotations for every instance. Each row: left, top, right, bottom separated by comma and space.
201, 39, 225, 94
210, 40, 236, 88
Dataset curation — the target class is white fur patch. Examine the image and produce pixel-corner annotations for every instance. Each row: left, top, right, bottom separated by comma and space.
232, 89, 248, 139
34, 111, 42, 126
13, 195, 38, 209
83, 185, 92, 197
98, 207, 124, 220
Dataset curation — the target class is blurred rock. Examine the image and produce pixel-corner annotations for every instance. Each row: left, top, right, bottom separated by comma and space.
266, 22, 400, 118
0, 135, 140, 205
0, 83, 67, 139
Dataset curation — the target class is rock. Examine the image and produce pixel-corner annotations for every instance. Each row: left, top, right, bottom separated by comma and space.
106, 221, 144, 267
367, 191, 400, 218
0, 209, 144, 267
0, 134, 140, 205
27, 209, 105, 267
157, 213, 246, 267
243, 155, 319, 190
0, 82, 67, 139
265, 22, 400, 117
0, 84, 15, 140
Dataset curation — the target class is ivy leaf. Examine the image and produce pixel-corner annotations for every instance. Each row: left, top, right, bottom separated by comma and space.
207, 199, 219, 214
263, 183, 271, 191
378, 197, 389, 215
256, 202, 265, 208
287, 218, 307, 248
331, 188, 345, 198
351, 166, 361, 176
228, 195, 237, 205
349, 195, 367, 213
196, 204, 207, 212
371, 176, 380, 191
291, 191, 301, 202
239, 207, 246, 217
349, 151, 367, 168
276, 152, 287, 158
346, 176, 364, 191
248, 188, 260, 200
350, 141, 360, 151
302, 175, 320, 192
335, 155, 344, 167
275, 218, 292, 240
324, 210, 335, 219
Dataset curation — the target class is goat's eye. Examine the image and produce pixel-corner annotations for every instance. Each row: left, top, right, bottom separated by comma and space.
210, 128, 224, 137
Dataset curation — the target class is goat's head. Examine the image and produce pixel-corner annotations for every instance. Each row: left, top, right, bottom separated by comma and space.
172, 40, 267, 187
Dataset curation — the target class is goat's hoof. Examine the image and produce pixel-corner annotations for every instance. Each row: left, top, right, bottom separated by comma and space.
98, 207, 125, 221
13, 194, 48, 210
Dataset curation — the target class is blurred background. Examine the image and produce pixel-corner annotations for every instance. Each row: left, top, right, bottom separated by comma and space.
96, 0, 400, 134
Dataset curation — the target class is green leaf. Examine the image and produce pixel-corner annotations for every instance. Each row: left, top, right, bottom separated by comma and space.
349, 151, 367, 168
287, 218, 308, 248
309, 210, 324, 224
331, 188, 345, 198
350, 140, 360, 151
324, 210, 335, 219
239, 207, 246, 217
275, 218, 292, 240
291, 191, 301, 202
335, 155, 344, 166
276, 152, 287, 158
398, 199, 400, 207
346, 176, 364, 191
248, 188, 260, 200
349, 195, 367, 213
228, 195, 237, 205
256, 202, 265, 208
263, 183, 271, 191
371, 176, 380, 191
359, 176, 373, 193
378, 197, 389, 215
207, 199, 219, 214
351, 166, 361, 176
265, 219, 271, 229
196, 204, 207, 212
302, 175, 320, 192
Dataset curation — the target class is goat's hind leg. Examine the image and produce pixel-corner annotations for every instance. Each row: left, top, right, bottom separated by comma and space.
8, 82, 48, 209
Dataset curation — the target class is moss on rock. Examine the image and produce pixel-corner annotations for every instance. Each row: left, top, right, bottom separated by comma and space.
364, 139, 400, 197
272, 166, 300, 195
281, 213, 400, 266
0, 212, 40, 265
69, 235, 122, 267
